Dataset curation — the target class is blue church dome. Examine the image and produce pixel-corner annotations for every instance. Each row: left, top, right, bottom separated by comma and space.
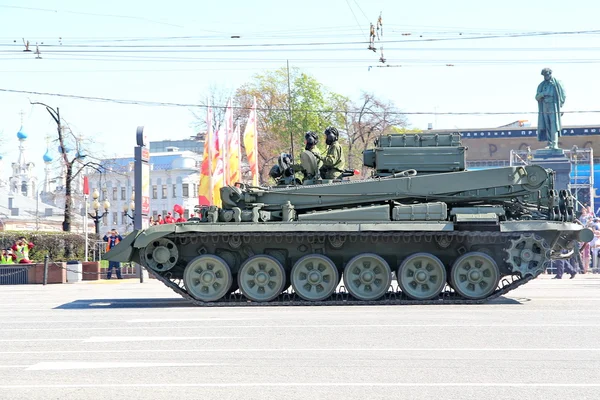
43, 149, 53, 163
17, 126, 27, 140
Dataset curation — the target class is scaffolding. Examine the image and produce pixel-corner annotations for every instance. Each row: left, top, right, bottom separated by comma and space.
509, 148, 595, 214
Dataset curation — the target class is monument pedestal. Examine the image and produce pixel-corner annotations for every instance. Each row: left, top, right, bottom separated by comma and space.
531, 148, 571, 191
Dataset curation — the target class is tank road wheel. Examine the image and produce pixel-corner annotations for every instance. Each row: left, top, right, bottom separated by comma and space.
343, 253, 391, 301
504, 234, 551, 277
291, 254, 339, 301
238, 255, 286, 302
183, 255, 233, 302
450, 252, 499, 300
142, 238, 178, 272
397, 253, 446, 300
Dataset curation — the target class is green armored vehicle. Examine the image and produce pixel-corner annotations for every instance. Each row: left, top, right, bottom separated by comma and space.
104, 132, 593, 305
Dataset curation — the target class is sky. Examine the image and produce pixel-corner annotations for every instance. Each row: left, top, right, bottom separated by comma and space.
1, 0, 599, 182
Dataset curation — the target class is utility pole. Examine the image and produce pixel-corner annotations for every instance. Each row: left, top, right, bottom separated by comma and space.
286, 60, 295, 180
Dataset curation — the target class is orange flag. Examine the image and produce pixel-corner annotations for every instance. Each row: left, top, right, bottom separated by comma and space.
243, 96, 259, 186
198, 106, 213, 206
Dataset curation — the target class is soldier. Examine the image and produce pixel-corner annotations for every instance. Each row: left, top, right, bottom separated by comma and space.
316, 126, 345, 179
302, 131, 323, 173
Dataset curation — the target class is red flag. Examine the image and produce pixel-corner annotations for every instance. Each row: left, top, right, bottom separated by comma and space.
83, 176, 89, 195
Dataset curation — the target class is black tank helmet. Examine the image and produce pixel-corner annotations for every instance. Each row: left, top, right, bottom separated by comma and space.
305, 131, 318, 150
324, 126, 339, 145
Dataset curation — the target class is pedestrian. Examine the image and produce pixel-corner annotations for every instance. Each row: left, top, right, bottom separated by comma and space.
0, 249, 13, 264
103, 229, 123, 279
12, 236, 34, 263
164, 212, 175, 223
552, 258, 577, 279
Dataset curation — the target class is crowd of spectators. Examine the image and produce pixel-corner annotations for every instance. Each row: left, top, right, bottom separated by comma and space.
553, 205, 600, 279
0, 236, 34, 264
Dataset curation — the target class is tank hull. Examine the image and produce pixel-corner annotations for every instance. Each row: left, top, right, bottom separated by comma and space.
107, 220, 586, 305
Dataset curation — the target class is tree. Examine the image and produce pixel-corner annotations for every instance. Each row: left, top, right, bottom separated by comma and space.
191, 84, 235, 139
341, 92, 408, 175
234, 67, 342, 182
31, 102, 103, 233
194, 68, 409, 183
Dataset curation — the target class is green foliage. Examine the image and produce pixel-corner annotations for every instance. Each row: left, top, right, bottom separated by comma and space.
236, 67, 342, 153
0, 231, 93, 262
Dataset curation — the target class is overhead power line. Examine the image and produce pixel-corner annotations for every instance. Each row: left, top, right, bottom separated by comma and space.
0, 5, 184, 28
1, 87, 600, 116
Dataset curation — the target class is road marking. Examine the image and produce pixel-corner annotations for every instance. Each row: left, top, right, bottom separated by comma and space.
25, 361, 225, 371
83, 336, 250, 342
1, 382, 599, 389
127, 318, 264, 323
2, 323, 600, 332
0, 338, 82, 343
2, 347, 600, 355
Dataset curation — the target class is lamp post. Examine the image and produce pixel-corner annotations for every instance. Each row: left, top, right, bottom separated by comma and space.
123, 192, 135, 230
87, 188, 110, 237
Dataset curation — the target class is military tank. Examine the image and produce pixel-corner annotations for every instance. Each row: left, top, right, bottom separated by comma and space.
104, 132, 593, 306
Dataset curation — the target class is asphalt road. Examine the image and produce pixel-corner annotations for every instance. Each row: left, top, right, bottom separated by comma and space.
0, 275, 599, 400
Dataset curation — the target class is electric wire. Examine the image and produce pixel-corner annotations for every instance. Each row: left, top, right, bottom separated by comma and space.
1, 88, 599, 116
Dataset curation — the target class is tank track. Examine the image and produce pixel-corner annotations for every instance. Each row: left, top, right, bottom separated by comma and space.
144, 229, 539, 306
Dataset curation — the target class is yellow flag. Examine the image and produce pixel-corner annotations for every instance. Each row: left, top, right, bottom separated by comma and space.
198, 106, 213, 206
243, 96, 259, 186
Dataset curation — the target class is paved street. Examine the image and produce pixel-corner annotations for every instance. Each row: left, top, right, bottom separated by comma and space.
0, 275, 599, 400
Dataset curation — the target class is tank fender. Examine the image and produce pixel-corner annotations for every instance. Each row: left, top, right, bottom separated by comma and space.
133, 225, 177, 248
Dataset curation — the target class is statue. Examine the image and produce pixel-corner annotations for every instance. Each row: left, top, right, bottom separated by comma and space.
535, 68, 566, 150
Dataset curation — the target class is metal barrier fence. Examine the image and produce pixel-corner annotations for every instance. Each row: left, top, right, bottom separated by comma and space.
0, 266, 29, 285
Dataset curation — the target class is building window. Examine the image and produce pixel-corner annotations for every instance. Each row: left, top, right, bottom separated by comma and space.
161, 185, 167, 199
112, 187, 117, 201
162, 210, 168, 219
102, 189, 107, 201
182, 183, 189, 197
172, 184, 177, 198
102, 213, 107, 226
184, 209, 190, 219
152, 185, 158, 199
112, 212, 118, 226
121, 187, 126, 200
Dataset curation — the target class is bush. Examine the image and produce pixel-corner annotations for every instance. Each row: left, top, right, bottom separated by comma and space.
0, 231, 95, 262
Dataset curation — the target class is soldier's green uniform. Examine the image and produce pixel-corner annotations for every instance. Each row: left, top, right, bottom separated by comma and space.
291, 147, 322, 182
320, 141, 345, 179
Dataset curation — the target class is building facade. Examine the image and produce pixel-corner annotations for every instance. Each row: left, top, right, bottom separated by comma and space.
86, 148, 202, 234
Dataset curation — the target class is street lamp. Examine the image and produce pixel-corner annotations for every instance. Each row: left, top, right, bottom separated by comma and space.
88, 188, 110, 236
123, 191, 135, 223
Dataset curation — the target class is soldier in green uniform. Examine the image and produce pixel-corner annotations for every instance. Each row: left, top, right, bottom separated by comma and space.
286, 131, 323, 183
316, 126, 345, 179
302, 131, 322, 171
